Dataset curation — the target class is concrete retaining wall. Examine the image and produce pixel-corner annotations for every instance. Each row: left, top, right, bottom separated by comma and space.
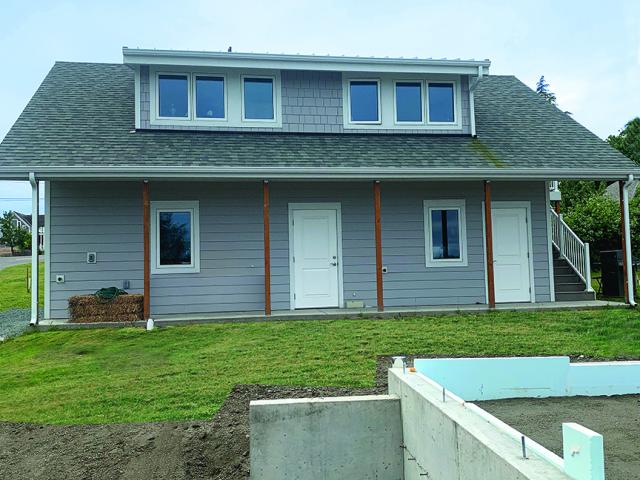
388, 369, 570, 480
249, 395, 403, 480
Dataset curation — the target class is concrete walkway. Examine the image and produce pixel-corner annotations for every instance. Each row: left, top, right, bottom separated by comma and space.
34, 300, 624, 330
0, 256, 31, 271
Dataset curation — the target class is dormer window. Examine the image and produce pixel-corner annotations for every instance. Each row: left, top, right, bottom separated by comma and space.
195, 76, 225, 119
428, 82, 455, 123
243, 77, 275, 121
158, 74, 189, 118
395, 81, 423, 123
348, 80, 380, 123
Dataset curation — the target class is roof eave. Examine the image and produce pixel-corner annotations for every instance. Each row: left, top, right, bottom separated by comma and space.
3, 166, 637, 181
122, 47, 491, 75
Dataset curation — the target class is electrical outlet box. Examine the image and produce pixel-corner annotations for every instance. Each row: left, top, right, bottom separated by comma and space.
55, 274, 65, 284
382, 266, 388, 273
87, 252, 97, 264
122, 280, 130, 290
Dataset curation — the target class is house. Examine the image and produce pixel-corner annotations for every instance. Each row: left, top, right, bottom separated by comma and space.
8, 212, 45, 251
0, 48, 638, 324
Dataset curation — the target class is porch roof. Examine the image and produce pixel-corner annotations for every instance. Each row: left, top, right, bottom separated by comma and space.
0, 62, 637, 180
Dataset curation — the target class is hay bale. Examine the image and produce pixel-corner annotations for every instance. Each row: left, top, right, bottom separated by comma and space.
68, 294, 144, 323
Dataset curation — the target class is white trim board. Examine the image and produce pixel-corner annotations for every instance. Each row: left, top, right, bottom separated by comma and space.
44, 180, 51, 320
545, 182, 556, 302
287, 202, 344, 310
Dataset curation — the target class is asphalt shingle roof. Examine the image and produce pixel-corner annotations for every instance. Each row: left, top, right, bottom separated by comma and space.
0, 61, 636, 179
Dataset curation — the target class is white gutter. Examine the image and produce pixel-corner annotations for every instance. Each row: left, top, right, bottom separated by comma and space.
623, 174, 636, 306
28, 172, 39, 325
2, 166, 640, 181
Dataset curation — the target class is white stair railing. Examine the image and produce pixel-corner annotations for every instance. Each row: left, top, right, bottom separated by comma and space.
550, 209, 593, 292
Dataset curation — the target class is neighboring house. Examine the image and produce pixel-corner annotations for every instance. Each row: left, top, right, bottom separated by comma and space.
0, 48, 638, 323
11, 212, 45, 251
605, 180, 639, 202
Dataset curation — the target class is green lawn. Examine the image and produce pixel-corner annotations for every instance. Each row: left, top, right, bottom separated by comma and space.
0, 262, 44, 311
0, 308, 639, 425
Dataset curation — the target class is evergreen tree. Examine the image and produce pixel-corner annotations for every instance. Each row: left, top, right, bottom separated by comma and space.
536, 75, 557, 105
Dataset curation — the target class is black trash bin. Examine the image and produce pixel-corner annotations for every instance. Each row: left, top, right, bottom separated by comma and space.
601, 250, 624, 297
600, 250, 638, 297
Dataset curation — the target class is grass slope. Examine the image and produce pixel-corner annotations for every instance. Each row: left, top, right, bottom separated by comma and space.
0, 308, 638, 425
0, 262, 44, 311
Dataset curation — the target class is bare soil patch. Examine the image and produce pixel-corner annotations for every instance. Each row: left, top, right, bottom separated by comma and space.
480, 395, 640, 480
0, 357, 391, 480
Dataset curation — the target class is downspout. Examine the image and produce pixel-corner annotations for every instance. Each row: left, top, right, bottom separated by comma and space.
29, 172, 40, 325
468, 65, 484, 137
623, 174, 636, 306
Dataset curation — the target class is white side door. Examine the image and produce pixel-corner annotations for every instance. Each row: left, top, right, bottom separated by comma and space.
492, 207, 531, 303
292, 208, 340, 309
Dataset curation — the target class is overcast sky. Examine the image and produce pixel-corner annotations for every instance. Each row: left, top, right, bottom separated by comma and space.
1, 0, 639, 215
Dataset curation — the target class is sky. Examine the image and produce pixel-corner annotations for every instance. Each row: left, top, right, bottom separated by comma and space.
0, 0, 639, 215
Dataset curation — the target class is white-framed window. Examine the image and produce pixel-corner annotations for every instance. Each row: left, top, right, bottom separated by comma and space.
394, 80, 424, 124
347, 79, 381, 124
151, 201, 200, 275
194, 74, 226, 120
427, 82, 456, 124
157, 73, 191, 120
423, 199, 467, 267
242, 75, 276, 122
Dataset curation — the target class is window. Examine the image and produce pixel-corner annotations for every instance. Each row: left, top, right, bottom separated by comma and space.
428, 83, 455, 123
424, 200, 467, 267
243, 77, 275, 120
158, 74, 189, 118
195, 76, 225, 119
151, 201, 200, 274
395, 82, 423, 123
349, 80, 380, 123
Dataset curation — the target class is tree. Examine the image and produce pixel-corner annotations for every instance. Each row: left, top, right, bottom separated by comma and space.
557, 180, 607, 212
607, 117, 640, 165
0, 211, 31, 255
536, 75, 557, 105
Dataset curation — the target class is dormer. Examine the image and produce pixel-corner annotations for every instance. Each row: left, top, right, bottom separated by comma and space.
123, 48, 490, 135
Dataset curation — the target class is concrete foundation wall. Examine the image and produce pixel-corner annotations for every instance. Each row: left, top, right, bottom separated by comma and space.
387, 369, 570, 480
249, 395, 403, 480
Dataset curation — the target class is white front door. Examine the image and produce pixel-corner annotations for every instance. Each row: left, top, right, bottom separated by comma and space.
492, 207, 532, 303
291, 208, 340, 309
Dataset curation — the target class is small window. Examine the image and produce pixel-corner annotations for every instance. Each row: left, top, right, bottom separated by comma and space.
428, 83, 455, 123
424, 200, 467, 267
395, 82, 423, 123
151, 201, 200, 274
195, 76, 225, 119
158, 74, 189, 118
349, 80, 380, 123
243, 77, 275, 120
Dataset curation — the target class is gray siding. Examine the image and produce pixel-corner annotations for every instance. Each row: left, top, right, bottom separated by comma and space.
139, 67, 471, 134
48, 180, 550, 318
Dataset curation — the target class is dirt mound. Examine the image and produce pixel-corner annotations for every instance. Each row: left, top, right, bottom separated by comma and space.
0, 383, 385, 480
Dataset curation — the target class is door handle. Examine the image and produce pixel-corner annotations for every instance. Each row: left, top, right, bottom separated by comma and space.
330, 262, 337, 266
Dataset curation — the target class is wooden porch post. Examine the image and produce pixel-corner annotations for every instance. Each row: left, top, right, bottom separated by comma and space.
619, 181, 630, 303
263, 180, 272, 315
373, 181, 384, 311
484, 180, 496, 308
143, 181, 150, 320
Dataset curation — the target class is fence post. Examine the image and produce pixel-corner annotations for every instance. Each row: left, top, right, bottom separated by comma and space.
584, 243, 593, 292
558, 214, 565, 259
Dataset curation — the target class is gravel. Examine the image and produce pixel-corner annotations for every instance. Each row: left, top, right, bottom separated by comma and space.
0, 308, 38, 340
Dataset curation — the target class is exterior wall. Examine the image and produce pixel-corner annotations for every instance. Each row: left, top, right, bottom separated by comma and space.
139, 66, 471, 134
48, 180, 550, 318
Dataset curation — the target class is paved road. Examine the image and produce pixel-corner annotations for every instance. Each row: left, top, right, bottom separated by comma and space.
0, 256, 32, 271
